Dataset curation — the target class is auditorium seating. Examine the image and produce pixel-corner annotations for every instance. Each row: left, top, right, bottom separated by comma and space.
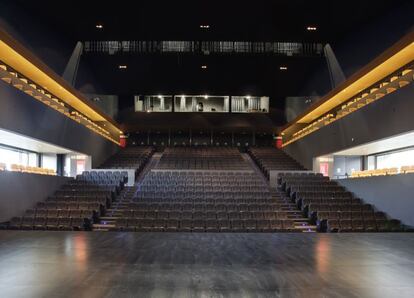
351, 168, 399, 177
10, 164, 56, 175
122, 170, 296, 232
278, 172, 403, 232
401, 165, 414, 174
156, 147, 250, 170
76, 170, 128, 192
212, 132, 232, 146
7, 171, 124, 231
99, 146, 154, 170
248, 148, 305, 178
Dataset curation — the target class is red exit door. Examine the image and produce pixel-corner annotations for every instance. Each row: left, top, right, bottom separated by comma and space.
320, 162, 329, 177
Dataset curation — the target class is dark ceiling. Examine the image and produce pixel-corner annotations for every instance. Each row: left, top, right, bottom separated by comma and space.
12, 0, 400, 42
7, 0, 411, 112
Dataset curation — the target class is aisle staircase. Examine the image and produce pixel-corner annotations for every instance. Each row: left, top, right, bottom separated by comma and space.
243, 152, 316, 232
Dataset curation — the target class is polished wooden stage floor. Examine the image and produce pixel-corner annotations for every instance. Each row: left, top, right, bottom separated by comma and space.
0, 232, 413, 298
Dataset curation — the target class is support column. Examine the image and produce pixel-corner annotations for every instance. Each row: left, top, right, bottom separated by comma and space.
160, 97, 165, 110
180, 96, 186, 111
62, 42, 83, 87
324, 44, 346, 89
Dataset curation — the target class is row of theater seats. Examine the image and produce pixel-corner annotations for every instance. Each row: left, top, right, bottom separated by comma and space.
137, 171, 270, 200
123, 204, 289, 219
76, 171, 128, 192
116, 218, 296, 232
5, 171, 124, 231
0, 163, 56, 175
248, 148, 304, 178
278, 172, 403, 232
351, 165, 414, 178
351, 168, 398, 177
99, 146, 154, 170
126, 202, 284, 213
155, 147, 250, 170
8, 216, 86, 230
122, 145, 302, 231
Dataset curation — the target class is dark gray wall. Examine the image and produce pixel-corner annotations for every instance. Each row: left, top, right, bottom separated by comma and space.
301, 3, 414, 97
283, 83, 414, 169
0, 1, 105, 94
0, 82, 119, 167
285, 96, 319, 122
338, 174, 414, 227
0, 171, 71, 222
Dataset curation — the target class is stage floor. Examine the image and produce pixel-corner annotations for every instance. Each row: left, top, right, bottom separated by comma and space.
0, 232, 414, 298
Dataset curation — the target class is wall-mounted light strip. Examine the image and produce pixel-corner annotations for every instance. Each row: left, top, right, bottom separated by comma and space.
282, 33, 414, 139
281, 31, 414, 146
0, 28, 122, 145
0, 62, 120, 144
282, 64, 414, 147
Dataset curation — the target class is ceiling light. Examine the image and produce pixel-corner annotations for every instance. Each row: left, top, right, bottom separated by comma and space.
118, 65, 127, 69
158, 95, 163, 99
306, 26, 317, 31
96, 24, 103, 29
279, 66, 288, 70
201, 65, 207, 69
246, 96, 251, 99
204, 95, 208, 99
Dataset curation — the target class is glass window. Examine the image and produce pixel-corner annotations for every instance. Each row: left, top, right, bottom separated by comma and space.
0, 145, 39, 170
376, 148, 414, 169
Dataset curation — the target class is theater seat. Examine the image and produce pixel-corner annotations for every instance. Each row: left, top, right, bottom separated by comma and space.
46, 217, 59, 230
218, 219, 231, 232
352, 219, 365, 232
179, 219, 192, 232
166, 219, 179, 232
257, 219, 271, 232
340, 219, 353, 232
58, 218, 72, 230
231, 219, 244, 232
244, 219, 257, 232
327, 219, 340, 232
206, 219, 218, 232
364, 220, 377, 232
9, 217, 22, 230
21, 216, 34, 230
282, 219, 296, 231
126, 218, 139, 231
192, 219, 205, 232
270, 219, 283, 232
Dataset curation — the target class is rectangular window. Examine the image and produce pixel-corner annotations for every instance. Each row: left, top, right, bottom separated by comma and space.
376, 148, 414, 170
0, 145, 39, 170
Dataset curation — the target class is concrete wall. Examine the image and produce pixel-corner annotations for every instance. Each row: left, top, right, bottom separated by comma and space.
283, 83, 414, 170
0, 171, 71, 222
0, 81, 119, 168
338, 174, 414, 227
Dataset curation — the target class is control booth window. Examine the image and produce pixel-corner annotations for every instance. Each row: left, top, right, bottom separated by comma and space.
134, 95, 173, 112
231, 96, 269, 113
174, 95, 230, 112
